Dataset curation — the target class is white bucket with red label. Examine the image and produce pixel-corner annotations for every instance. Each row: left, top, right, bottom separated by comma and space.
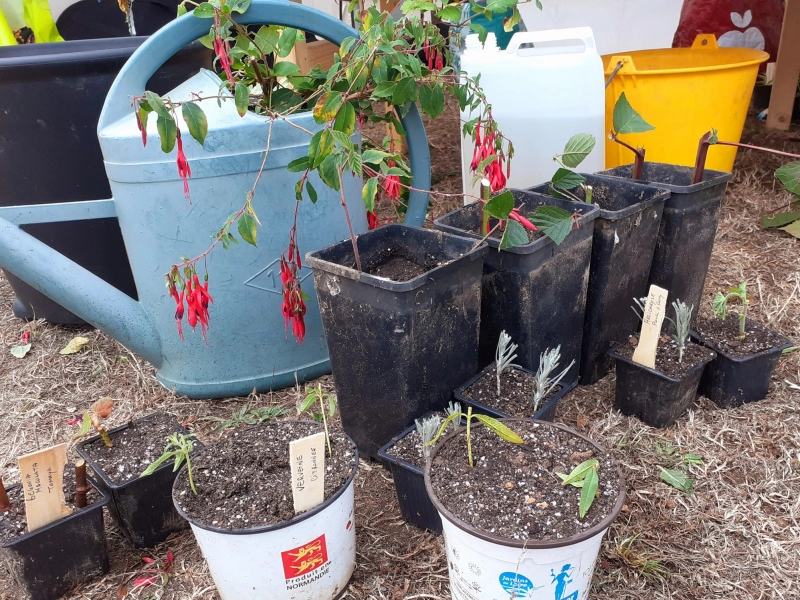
175, 463, 357, 600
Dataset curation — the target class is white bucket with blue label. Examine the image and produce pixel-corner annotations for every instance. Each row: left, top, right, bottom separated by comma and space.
425, 420, 625, 600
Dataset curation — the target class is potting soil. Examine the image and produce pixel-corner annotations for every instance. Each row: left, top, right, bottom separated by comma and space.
384, 411, 452, 469
693, 315, 790, 358
462, 366, 560, 416
362, 250, 449, 281
614, 336, 717, 378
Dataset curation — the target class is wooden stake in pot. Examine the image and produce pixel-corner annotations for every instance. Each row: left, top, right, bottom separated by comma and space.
632, 284, 668, 369
74, 459, 91, 509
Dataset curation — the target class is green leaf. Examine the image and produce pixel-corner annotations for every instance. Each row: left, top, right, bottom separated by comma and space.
437, 4, 462, 22
683, 453, 704, 466
313, 92, 344, 124
579, 466, 599, 518
10, 344, 31, 358
156, 115, 177, 153
254, 25, 279, 55
551, 167, 585, 190
333, 102, 356, 135
556, 472, 584, 487
140, 452, 176, 477
776, 161, 800, 195
277, 27, 299, 58
371, 81, 396, 100
530, 205, 573, 245
484, 191, 514, 219
272, 61, 300, 77
328, 394, 336, 417
306, 181, 318, 204
362, 177, 379, 213
237, 213, 258, 247
191, 2, 215, 17
761, 211, 800, 229
309, 129, 335, 168
300, 394, 316, 413
287, 157, 309, 173
712, 291, 728, 321
613, 92, 655, 135
499, 219, 529, 250
419, 84, 445, 119
660, 467, 693, 494
503, 7, 521, 32
470, 22, 488, 44
177, 3, 187, 16
73, 413, 92, 439
181, 102, 208, 145
229, 0, 251, 13
560, 134, 597, 169
318, 154, 340, 191
473, 415, 524, 444
234, 83, 249, 117
560, 459, 599, 486
780, 219, 800, 239
392, 77, 418, 106
145, 91, 171, 120
362, 149, 393, 164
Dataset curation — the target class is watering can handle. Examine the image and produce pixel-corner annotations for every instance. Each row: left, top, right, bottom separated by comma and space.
98, 0, 430, 227
505, 27, 598, 55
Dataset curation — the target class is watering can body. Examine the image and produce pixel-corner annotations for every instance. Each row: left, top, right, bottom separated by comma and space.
0, 0, 431, 398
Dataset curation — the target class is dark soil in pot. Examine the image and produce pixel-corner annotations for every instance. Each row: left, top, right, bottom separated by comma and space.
173, 421, 356, 529
362, 249, 452, 281
613, 336, 716, 378
459, 365, 561, 418
383, 411, 457, 469
692, 316, 790, 358
427, 421, 622, 541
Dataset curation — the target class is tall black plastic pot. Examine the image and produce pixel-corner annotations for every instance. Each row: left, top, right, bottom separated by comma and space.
307, 225, 488, 458
599, 163, 732, 315
527, 175, 669, 385
434, 191, 598, 381
0, 481, 110, 600
0, 38, 211, 323
609, 347, 716, 428
76, 413, 204, 548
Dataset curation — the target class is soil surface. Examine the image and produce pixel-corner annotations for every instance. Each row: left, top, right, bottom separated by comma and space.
384, 411, 460, 469
81, 412, 189, 485
693, 315, 791, 359
461, 365, 560, 417
428, 420, 621, 541
363, 249, 449, 282
174, 421, 356, 530
614, 336, 717, 379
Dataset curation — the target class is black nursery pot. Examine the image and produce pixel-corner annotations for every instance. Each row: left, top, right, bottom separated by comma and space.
0, 481, 110, 600
453, 363, 576, 422
691, 331, 794, 408
434, 191, 599, 381
76, 414, 204, 548
377, 422, 443, 532
599, 163, 732, 315
307, 224, 488, 458
527, 175, 669, 385
609, 347, 716, 428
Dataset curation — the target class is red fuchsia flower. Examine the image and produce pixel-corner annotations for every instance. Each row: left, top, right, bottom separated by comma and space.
20, 331, 30, 344
174, 289, 185, 340
67, 417, 80, 426
367, 211, 380, 230
381, 160, 401, 201
509, 210, 537, 231
212, 12, 234, 86
470, 112, 509, 193
176, 131, 191, 202
357, 111, 366, 130
133, 577, 158, 588
280, 234, 307, 344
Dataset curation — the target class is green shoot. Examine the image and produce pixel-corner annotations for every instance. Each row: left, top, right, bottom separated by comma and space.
556, 459, 600, 518
141, 433, 198, 495
72, 398, 115, 447
415, 415, 442, 460
495, 330, 519, 396
609, 92, 655, 180
713, 280, 749, 340
665, 299, 693, 363
300, 384, 336, 457
550, 133, 597, 204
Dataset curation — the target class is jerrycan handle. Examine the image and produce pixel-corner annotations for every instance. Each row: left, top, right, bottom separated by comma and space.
691, 34, 719, 49
98, 0, 431, 226
505, 27, 597, 56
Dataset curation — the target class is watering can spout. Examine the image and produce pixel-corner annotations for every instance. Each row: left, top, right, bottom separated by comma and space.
0, 205, 162, 367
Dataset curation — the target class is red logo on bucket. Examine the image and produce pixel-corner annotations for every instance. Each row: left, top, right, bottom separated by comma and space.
281, 534, 328, 579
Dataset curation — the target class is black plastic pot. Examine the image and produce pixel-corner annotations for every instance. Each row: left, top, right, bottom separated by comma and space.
527, 175, 669, 385
307, 224, 488, 458
377, 421, 443, 532
0, 38, 211, 323
0, 481, 110, 600
599, 163, 732, 316
76, 413, 203, 548
453, 363, 576, 422
609, 347, 716, 428
434, 191, 599, 380
691, 330, 794, 408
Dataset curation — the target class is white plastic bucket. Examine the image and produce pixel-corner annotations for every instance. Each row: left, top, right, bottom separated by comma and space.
425, 420, 625, 600
175, 459, 358, 600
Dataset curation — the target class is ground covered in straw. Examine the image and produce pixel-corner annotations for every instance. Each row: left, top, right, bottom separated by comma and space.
0, 111, 798, 599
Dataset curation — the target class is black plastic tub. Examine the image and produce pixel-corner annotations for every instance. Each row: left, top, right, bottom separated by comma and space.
434, 190, 599, 380
307, 224, 488, 458
0, 38, 211, 323
76, 413, 203, 548
691, 330, 794, 408
527, 175, 669, 385
609, 347, 716, 428
377, 421, 443, 532
453, 363, 576, 422
0, 480, 110, 600
599, 163, 732, 315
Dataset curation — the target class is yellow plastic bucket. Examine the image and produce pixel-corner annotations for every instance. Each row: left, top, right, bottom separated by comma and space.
603, 34, 768, 172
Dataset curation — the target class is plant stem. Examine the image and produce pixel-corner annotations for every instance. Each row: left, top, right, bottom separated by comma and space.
611, 132, 646, 179
740, 295, 748, 340
0, 476, 10, 512
692, 131, 713, 185
186, 452, 197, 495
337, 165, 362, 272
75, 459, 90, 509
466, 406, 473, 467
320, 395, 332, 458
716, 140, 800, 159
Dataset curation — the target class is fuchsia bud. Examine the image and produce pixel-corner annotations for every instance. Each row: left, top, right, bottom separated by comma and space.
176, 131, 191, 202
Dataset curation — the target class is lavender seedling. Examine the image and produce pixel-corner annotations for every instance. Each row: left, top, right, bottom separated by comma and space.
300, 384, 336, 457
532, 346, 575, 412
445, 401, 462, 430
713, 280, 749, 340
631, 296, 647, 322
665, 300, 693, 363
495, 330, 519, 396
141, 433, 198, 495
427, 406, 523, 467
415, 415, 442, 460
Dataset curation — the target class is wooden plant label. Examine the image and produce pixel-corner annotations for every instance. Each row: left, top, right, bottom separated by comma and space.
632, 284, 669, 369
289, 432, 326, 514
17, 443, 72, 531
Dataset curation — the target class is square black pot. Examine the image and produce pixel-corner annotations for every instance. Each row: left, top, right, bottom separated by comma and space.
307, 224, 488, 458
1, 480, 110, 600
434, 190, 599, 382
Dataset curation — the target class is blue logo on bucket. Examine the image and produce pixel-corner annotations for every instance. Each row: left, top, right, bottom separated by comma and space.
499, 572, 535, 598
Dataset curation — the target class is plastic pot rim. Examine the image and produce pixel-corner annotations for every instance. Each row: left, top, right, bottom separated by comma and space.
1, 478, 110, 548
689, 329, 794, 364
377, 421, 427, 477
599, 162, 733, 194
0, 37, 151, 67
423, 418, 626, 550
305, 224, 489, 292
76, 412, 204, 491
608, 345, 717, 384
172, 421, 359, 536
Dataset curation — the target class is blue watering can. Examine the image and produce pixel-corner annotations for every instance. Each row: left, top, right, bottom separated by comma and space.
0, 0, 431, 398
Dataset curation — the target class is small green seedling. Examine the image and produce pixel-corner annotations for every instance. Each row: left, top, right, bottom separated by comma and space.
73, 398, 115, 447
427, 406, 523, 467
141, 433, 198, 495
415, 415, 442, 460
495, 330, 519, 396
557, 459, 599, 518
204, 403, 288, 431
300, 384, 336, 457
713, 280, 750, 340
532, 346, 575, 412
665, 299, 693, 364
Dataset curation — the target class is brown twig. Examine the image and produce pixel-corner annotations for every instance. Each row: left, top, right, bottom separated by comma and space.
337, 166, 362, 272
611, 131, 646, 179
0, 476, 10, 512
693, 131, 713, 185
75, 459, 90, 509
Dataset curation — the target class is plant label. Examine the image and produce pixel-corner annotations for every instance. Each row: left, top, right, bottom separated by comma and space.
17, 443, 72, 531
632, 284, 668, 369
289, 432, 326, 514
